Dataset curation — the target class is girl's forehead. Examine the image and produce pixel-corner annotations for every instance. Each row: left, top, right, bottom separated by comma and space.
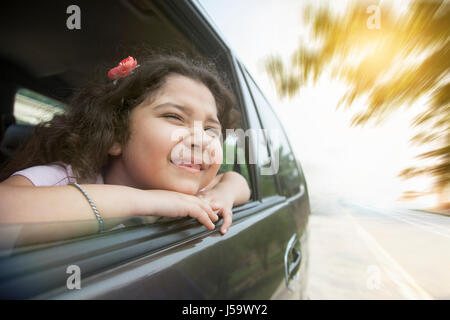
154, 75, 219, 116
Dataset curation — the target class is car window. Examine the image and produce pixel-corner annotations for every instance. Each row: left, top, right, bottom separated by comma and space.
14, 88, 66, 125
235, 63, 278, 199
0, 2, 255, 251
242, 69, 301, 197
1, 103, 253, 252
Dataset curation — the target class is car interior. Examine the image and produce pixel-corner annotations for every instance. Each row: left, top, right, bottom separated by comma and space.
0, 0, 249, 184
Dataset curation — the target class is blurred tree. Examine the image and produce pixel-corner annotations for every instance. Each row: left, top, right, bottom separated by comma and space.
265, 0, 449, 208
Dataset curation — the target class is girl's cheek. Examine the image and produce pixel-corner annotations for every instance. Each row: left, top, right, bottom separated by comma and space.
204, 140, 223, 166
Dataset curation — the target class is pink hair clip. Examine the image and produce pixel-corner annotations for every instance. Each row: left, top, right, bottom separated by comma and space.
108, 56, 139, 82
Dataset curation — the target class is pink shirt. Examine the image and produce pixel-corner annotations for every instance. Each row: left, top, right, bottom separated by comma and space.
11, 163, 104, 186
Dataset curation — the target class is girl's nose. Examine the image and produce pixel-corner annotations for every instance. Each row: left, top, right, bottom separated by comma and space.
175, 127, 222, 166
183, 127, 214, 150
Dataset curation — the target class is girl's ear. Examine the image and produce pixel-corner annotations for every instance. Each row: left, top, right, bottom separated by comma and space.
108, 142, 122, 156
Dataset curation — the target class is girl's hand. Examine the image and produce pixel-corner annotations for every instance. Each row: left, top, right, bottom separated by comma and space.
196, 188, 234, 235
195, 171, 251, 235
144, 189, 219, 231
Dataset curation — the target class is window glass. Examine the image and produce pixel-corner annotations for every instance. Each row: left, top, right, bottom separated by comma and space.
243, 70, 301, 197
14, 88, 66, 125
218, 134, 251, 186
235, 64, 277, 198
257, 129, 280, 198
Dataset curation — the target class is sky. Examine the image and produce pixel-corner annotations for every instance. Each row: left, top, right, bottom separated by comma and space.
199, 0, 437, 208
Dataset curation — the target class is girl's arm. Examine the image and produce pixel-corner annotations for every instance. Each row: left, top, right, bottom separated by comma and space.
215, 171, 251, 206
201, 171, 251, 206
0, 179, 146, 245
0, 182, 142, 224
0, 176, 218, 228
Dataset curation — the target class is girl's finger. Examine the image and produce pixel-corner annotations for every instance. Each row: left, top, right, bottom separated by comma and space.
190, 206, 215, 230
197, 198, 219, 222
220, 208, 233, 235
209, 201, 223, 211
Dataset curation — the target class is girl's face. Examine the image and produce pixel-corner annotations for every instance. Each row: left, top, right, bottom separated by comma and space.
106, 74, 223, 195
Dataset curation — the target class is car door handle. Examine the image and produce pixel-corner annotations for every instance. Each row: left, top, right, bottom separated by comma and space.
284, 234, 302, 287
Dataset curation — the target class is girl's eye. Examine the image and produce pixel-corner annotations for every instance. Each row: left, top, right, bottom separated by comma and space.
164, 114, 220, 135
206, 127, 221, 137
164, 114, 183, 121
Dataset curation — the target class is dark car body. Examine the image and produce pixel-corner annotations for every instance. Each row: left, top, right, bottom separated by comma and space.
0, 0, 310, 299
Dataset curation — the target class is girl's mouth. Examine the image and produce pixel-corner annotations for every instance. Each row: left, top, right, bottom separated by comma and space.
170, 160, 203, 173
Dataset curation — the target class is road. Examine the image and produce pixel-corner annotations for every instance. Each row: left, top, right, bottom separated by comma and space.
305, 193, 450, 299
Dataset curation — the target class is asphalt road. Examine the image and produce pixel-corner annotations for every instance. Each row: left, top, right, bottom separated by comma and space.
305, 193, 450, 299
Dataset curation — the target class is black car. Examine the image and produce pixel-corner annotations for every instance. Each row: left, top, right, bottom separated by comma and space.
0, 0, 310, 299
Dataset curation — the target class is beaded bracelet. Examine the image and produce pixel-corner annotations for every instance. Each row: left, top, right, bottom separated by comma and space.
69, 182, 104, 233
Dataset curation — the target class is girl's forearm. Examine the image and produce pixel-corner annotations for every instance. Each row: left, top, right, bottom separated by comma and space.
216, 171, 251, 206
0, 184, 145, 225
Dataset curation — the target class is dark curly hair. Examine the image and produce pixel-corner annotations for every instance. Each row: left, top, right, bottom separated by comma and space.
0, 53, 240, 182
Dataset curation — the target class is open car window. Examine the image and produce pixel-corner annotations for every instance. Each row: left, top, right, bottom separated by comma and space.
0, 1, 256, 252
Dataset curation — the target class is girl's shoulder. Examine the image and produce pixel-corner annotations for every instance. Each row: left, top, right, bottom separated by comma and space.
11, 163, 103, 187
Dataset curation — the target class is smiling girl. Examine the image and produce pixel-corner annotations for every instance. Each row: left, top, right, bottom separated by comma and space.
0, 54, 251, 235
